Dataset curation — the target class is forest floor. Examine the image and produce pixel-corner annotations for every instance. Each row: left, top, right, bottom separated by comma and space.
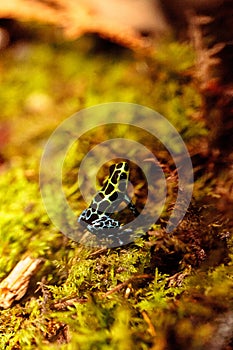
0, 25, 232, 350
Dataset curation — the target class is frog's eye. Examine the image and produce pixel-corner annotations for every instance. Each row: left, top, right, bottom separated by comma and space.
120, 172, 127, 180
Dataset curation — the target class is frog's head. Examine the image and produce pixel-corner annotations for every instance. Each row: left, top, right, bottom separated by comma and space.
100, 162, 130, 200
91, 161, 131, 214
107, 162, 130, 193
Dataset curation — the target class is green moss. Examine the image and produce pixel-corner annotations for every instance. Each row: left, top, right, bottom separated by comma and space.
0, 27, 231, 350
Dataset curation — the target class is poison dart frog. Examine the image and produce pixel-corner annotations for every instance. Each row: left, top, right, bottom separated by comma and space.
78, 162, 139, 239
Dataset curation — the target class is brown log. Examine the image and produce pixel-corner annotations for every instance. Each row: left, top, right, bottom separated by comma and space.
0, 256, 43, 309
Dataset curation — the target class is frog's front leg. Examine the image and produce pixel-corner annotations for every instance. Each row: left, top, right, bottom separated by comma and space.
128, 202, 140, 216
123, 194, 140, 217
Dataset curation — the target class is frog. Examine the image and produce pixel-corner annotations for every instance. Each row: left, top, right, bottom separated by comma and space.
78, 161, 139, 241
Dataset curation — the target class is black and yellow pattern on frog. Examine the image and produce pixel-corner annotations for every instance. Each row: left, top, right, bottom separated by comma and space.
78, 162, 139, 238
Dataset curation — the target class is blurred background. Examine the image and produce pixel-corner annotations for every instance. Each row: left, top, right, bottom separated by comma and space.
0, 0, 232, 210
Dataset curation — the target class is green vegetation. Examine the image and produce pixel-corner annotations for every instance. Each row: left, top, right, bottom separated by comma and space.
0, 28, 232, 349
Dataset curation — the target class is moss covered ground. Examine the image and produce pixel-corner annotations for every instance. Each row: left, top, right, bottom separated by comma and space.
0, 27, 232, 349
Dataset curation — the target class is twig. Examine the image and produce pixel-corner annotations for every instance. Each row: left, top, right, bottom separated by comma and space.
102, 274, 153, 297
52, 297, 88, 310
188, 13, 225, 90
141, 310, 157, 337
89, 248, 108, 257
